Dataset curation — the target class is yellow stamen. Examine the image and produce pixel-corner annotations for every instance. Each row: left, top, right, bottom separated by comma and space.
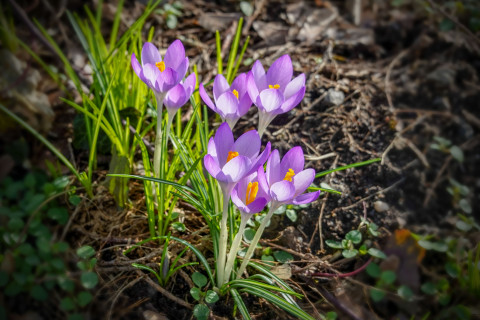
246, 182, 259, 205
269, 84, 280, 89
227, 151, 239, 162
155, 61, 165, 72
283, 168, 295, 182
232, 89, 239, 99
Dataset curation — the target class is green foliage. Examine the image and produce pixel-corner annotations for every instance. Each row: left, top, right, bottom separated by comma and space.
155, 1, 183, 29
0, 172, 97, 318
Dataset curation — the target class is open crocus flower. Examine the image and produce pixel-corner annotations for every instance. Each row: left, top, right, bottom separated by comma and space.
199, 73, 252, 129
231, 167, 269, 216
246, 55, 306, 137
164, 73, 196, 134
258, 146, 319, 206
203, 122, 271, 195
131, 40, 189, 94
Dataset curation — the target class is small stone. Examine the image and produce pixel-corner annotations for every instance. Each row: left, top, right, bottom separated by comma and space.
374, 201, 390, 212
325, 88, 345, 106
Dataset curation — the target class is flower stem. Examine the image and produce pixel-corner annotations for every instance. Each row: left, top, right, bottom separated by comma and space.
223, 213, 249, 285
236, 203, 280, 279
153, 92, 166, 235
216, 189, 231, 286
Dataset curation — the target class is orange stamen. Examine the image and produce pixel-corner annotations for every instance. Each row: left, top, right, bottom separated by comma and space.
155, 61, 165, 72
283, 168, 295, 182
227, 151, 239, 162
269, 84, 280, 89
232, 89, 239, 99
246, 182, 259, 205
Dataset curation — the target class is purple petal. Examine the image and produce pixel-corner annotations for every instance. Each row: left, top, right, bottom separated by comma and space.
292, 191, 320, 205
164, 40, 185, 69
292, 168, 315, 196
183, 73, 196, 97
266, 149, 281, 186
266, 55, 292, 90
213, 74, 230, 101
279, 86, 305, 114
283, 74, 305, 99
141, 42, 161, 67
164, 84, 187, 110
257, 89, 284, 113
237, 94, 252, 117
246, 72, 260, 103
199, 83, 218, 113
233, 130, 261, 159
270, 180, 295, 202
156, 68, 177, 92
251, 60, 267, 91
207, 137, 218, 162
245, 197, 267, 214
231, 187, 247, 210
216, 92, 238, 118
231, 73, 248, 97
249, 141, 271, 175
175, 58, 189, 83
131, 53, 143, 78
222, 155, 250, 183
143, 64, 161, 90
204, 154, 221, 179
213, 122, 234, 167
257, 166, 270, 199
280, 146, 305, 177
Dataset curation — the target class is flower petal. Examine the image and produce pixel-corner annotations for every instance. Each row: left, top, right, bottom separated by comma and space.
231, 187, 247, 211
283, 74, 305, 99
216, 91, 239, 118
213, 122, 234, 166
183, 73, 196, 97
143, 64, 161, 90
164, 83, 187, 110
245, 197, 267, 214
175, 58, 189, 83
199, 83, 218, 113
233, 130, 261, 159
270, 180, 295, 202
266, 55, 292, 90
280, 146, 304, 177
250, 141, 271, 175
257, 166, 270, 199
247, 72, 260, 103
251, 60, 267, 91
141, 42, 161, 67
222, 155, 250, 183
156, 68, 177, 92
204, 154, 221, 179
207, 137, 218, 162
213, 74, 230, 101
237, 94, 252, 117
164, 39, 185, 69
279, 86, 305, 114
292, 191, 320, 205
231, 73, 248, 97
257, 89, 284, 113
292, 168, 315, 196
131, 53, 143, 78
266, 149, 281, 186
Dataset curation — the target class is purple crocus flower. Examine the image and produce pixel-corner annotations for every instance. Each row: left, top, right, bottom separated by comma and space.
199, 73, 252, 129
131, 40, 189, 94
246, 55, 306, 137
204, 122, 271, 195
164, 73, 196, 134
258, 146, 319, 206
231, 167, 269, 216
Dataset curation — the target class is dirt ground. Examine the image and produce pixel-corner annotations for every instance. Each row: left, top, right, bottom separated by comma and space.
2, 0, 479, 319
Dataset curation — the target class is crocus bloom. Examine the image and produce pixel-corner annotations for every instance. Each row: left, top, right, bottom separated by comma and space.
164, 73, 196, 133
246, 55, 306, 136
231, 167, 269, 216
199, 73, 252, 129
258, 146, 319, 206
203, 122, 271, 195
131, 40, 189, 94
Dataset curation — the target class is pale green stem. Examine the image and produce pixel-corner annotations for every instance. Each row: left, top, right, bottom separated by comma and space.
223, 213, 249, 285
153, 92, 166, 178
236, 203, 280, 279
216, 190, 231, 286
165, 110, 175, 142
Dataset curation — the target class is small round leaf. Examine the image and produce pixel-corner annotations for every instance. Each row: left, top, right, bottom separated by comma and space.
190, 287, 201, 301
77, 246, 95, 259
192, 272, 207, 288
193, 304, 210, 320
81, 272, 98, 289
205, 290, 219, 304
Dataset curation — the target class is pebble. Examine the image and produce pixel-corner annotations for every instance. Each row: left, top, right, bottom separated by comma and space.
325, 88, 345, 106
374, 201, 390, 212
